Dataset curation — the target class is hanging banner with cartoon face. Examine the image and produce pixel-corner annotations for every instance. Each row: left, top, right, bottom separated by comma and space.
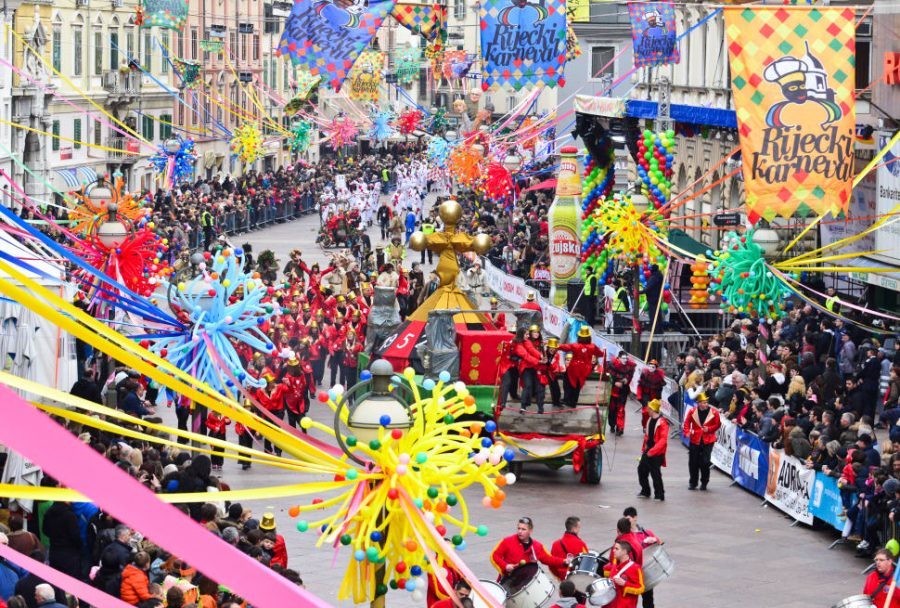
349, 49, 384, 102
277, 0, 396, 91
627, 1, 679, 68
141, 0, 189, 29
725, 7, 856, 222
480, 0, 567, 90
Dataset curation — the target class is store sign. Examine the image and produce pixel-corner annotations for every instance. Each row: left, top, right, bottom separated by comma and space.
885, 52, 900, 86
59, 147, 73, 160
874, 131, 900, 264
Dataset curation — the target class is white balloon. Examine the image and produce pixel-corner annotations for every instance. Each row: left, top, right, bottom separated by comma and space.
412, 590, 424, 602
505, 472, 517, 485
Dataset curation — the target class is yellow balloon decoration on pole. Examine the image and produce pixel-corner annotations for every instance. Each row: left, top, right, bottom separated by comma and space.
231, 124, 264, 164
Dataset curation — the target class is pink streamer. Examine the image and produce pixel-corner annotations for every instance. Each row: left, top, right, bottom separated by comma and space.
0, 382, 334, 608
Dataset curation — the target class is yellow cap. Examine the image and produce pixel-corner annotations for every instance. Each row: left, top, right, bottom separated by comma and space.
647, 399, 661, 412
577, 326, 591, 338
547, 338, 559, 349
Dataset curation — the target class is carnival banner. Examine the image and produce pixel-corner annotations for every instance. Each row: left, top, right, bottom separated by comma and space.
277, 0, 396, 91
809, 471, 845, 531
442, 50, 472, 83
480, 0, 568, 90
765, 450, 814, 525
392, 3, 447, 40
731, 429, 769, 497
724, 7, 856, 221
349, 50, 385, 102
627, 2, 679, 68
711, 416, 737, 473
141, 0, 189, 29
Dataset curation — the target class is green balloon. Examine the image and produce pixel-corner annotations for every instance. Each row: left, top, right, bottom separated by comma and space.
888, 539, 900, 556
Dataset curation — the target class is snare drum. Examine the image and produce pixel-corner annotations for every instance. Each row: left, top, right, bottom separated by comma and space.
585, 578, 616, 607
642, 545, 675, 590
471, 581, 508, 608
565, 552, 607, 591
830, 596, 876, 608
502, 563, 556, 608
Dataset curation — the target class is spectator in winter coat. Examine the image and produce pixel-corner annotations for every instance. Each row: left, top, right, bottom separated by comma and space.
94, 526, 134, 595
120, 552, 154, 606
41, 503, 85, 581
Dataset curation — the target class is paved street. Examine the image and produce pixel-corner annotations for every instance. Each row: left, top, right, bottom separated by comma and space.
196, 208, 865, 607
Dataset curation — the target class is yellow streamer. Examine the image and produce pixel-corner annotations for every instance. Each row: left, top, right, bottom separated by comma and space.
0, 117, 142, 156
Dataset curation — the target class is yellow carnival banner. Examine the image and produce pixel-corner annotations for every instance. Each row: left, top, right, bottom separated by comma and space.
348, 50, 385, 103
724, 6, 856, 222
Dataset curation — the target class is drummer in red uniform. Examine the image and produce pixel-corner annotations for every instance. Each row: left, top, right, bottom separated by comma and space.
490, 517, 569, 578
603, 541, 644, 608
557, 327, 604, 408
281, 357, 308, 430
430, 580, 472, 608
549, 517, 588, 580
622, 506, 662, 608
863, 549, 900, 608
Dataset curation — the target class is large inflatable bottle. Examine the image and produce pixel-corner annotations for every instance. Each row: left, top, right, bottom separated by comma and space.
548, 146, 582, 307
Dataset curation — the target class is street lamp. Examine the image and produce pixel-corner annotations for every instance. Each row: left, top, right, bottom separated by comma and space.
752, 225, 781, 257
503, 153, 522, 172
94, 203, 129, 249
87, 181, 113, 210
333, 359, 414, 466
167, 252, 217, 315
164, 138, 182, 155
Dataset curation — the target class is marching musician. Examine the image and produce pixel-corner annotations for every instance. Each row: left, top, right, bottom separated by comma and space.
557, 327, 604, 409
637, 399, 668, 502
430, 579, 472, 608
544, 338, 564, 409
489, 297, 508, 331
549, 517, 588, 581
623, 507, 662, 608
863, 549, 900, 608
609, 518, 643, 570
281, 357, 308, 431
490, 517, 569, 579
682, 392, 721, 491
606, 351, 636, 436
602, 541, 645, 608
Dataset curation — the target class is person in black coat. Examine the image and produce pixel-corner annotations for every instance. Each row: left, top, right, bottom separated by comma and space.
42, 502, 85, 581
858, 348, 882, 419
93, 525, 134, 595
14, 551, 68, 608
177, 455, 212, 521
69, 369, 102, 404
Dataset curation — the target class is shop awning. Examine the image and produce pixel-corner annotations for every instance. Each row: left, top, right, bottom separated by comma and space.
668, 228, 708, 257
53, 169, 81, 190
524, 178, 556, 192
843, 256, 900, 293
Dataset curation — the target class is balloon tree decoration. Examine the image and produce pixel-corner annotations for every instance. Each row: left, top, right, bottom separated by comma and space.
290, 119, 313, 154
143, 248, 276, 393
688, 257, 711, 308
397, 109, 424, 136
327, 115, 360, 151
426, 137, 452, 168
578, 146, 616, 283
706, 229, 794, 320
448, 144, 484, 189
368, 109, 397, 143
635, 129, 676, 217
294, 367, 515, 603
150, 136, 198, 190
481, 162, 515, 206
67, 173, 151, 236
231, 124, 264, 164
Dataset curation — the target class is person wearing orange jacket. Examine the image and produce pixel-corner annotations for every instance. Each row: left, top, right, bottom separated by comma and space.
120, 551, 154, 605
682, 393, 721, 491
549, 516, 588, 580
514, 328, 544, 414
602, 540, 645, 608
490, 516, 569, 579
557, 327, 604, 409
637, 399, 668, 501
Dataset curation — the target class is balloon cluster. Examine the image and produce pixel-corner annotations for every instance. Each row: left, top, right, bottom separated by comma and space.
481, 162, 515, 205
230, 125, 264, 164
707, 229, 793, 319
426, 137, 453, 169
145, 248, 276, 393
68, 173, 150, 236
149, 136, 197, 190
688, 257, 711, 308
448, 144, 484, 188
327, 116, 360, 150
294, 369, 514, 603
579, 149, 616, 282
397, 109, 424, 136
290, 120, 313, 154
368, 110, 397, 143
427, 107, 449, 135
635, 129, 676, 216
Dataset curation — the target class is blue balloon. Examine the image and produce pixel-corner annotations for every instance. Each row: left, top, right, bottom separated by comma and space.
379, 415, 392, 427
481, 437, 493, 448
354, 550, 366, 561
360, 370, 372, 381
422, 379, 436, 390
410, 565, 423, 577
439, 370, 451, 383
503, 448, 516, 461
485, 420, 497, 433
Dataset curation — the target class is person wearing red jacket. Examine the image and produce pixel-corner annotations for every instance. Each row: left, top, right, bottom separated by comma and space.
637, 399, 668, 501
341, 329, 364, 388
557, 326, 604, 409
497, 338, 520, 408
255, 374, 285, 455
259, 513, 288, 569
608, 518, 643, 570
426, 561, 463, 608
602, 540, 645, 608
549, 516, 589, 580
514, 328, 544, 414
281, 358, 308, 430
308, 323, 326, 385
490, 516, 569, 579
682, 393, 721, 491
205, 412, 230, 470
622, 507, 661, 608
606, 351, 636, 436
521, 291, 542, 313
864, 549, 900, 608
637, 360, 666, 428
544, 338, 564, 409
489, 297, 507, 331
429, 579, 470, 608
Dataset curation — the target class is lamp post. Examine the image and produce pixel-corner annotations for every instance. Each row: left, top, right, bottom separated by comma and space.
752, 224, 780, 258
333, 359, 415, 608
166, 252, 217, 316
94, 203, 129, 250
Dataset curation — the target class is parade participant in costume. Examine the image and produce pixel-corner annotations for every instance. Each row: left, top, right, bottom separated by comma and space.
254, 374, 285, 455
324, 317, 345, 387
522, 291, 542, 313
637, 399, 668, 502
281, 357, 308, 430
308, 322, 326, 385
549, 517, 589, 581
489, 297, 507, 331
341, 329, 364, 388
234, 415, 259, 471
607, 351, 636, 436
259, 513, 288, 569
426, 561, 463, 608
622, 507, 661, 608
682, 393, 721, 491
497, 337, 520, 408
557, 327, 604, 409
609, 518, 643, 569
525, 325, 546, 413
205, 411, 229, 471
544, 338, 564, 408
429, 579, 471, 608
513, 327, 544, 414
863, 549, 900, 608
637, 360, 666, 427
490, 517, 569, 577
603, 541, 645, 608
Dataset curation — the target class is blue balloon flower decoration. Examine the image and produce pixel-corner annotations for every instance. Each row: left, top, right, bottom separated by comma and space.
149, 135, 197, 189
368, 109, 396, 143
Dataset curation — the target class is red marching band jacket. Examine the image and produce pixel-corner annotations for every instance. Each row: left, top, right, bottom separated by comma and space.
602, 558, 645, 608
281, 374, 307, 415
641, 416, 669, 466
549, 532, 588, 580
682, 405, 722, 446
557, 343, 604, 389
490, 535, 567, 578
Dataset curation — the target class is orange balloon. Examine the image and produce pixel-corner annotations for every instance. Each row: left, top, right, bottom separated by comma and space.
494, 490, 506, 501
490, 497, 503, 509
496, 476, 507, 487
288, 506, 300, 518
435, 501, 448, 513
405, 540, 418, 552
464, 395, 476, 406
423, 499, 433, 511
460, 429, 471, 438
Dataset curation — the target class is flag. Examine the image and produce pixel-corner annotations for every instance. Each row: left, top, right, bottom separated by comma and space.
725, 6, 856, 221
141, 0, 189, 30
392, 3, 447, 41
277, 0, 395, 91
627, 1, 679, 68
480, 0, 568, 90
348, 50, 385, 102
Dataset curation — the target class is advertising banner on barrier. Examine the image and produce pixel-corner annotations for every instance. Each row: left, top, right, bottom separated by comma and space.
711, 417, 737, 473
766, 450, 814, 525
810, 472, 845, 531
731, 430, 769, 497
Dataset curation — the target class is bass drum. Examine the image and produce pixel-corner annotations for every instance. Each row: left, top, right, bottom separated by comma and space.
642, 545, 675, 590
830, 596, 875, 608
471, 581, 508, 608
565, 552, 607, 591
502, 563, 556, 608
585, 578, 616, 607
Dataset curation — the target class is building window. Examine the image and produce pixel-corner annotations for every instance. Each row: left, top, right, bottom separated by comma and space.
126, 28, 134, 60
262, 59, 269, 86
142, 115, 154, 140
73, 28, 83, 76
229, 32, 238, 59
241, 33, 248, 61
252, 34, 260, 61
161, 31, 169, 73
143, 32, 152, 71
453, 0, 466, 20
856, 39, 871, 90
52, 27, 61, 71
589, 45, 615, 81
271, 60, 278, 88
94, 120, 102, 146
178, 104, 185, 126
190, 28, 198, 60
159, 114, 173, 140
110, 31, 119, 70
94, 31, 103, 75
177, 30, 184, 58
51, 121, 60, 151
73, 119, 82, 149
506, 95, 516, 112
